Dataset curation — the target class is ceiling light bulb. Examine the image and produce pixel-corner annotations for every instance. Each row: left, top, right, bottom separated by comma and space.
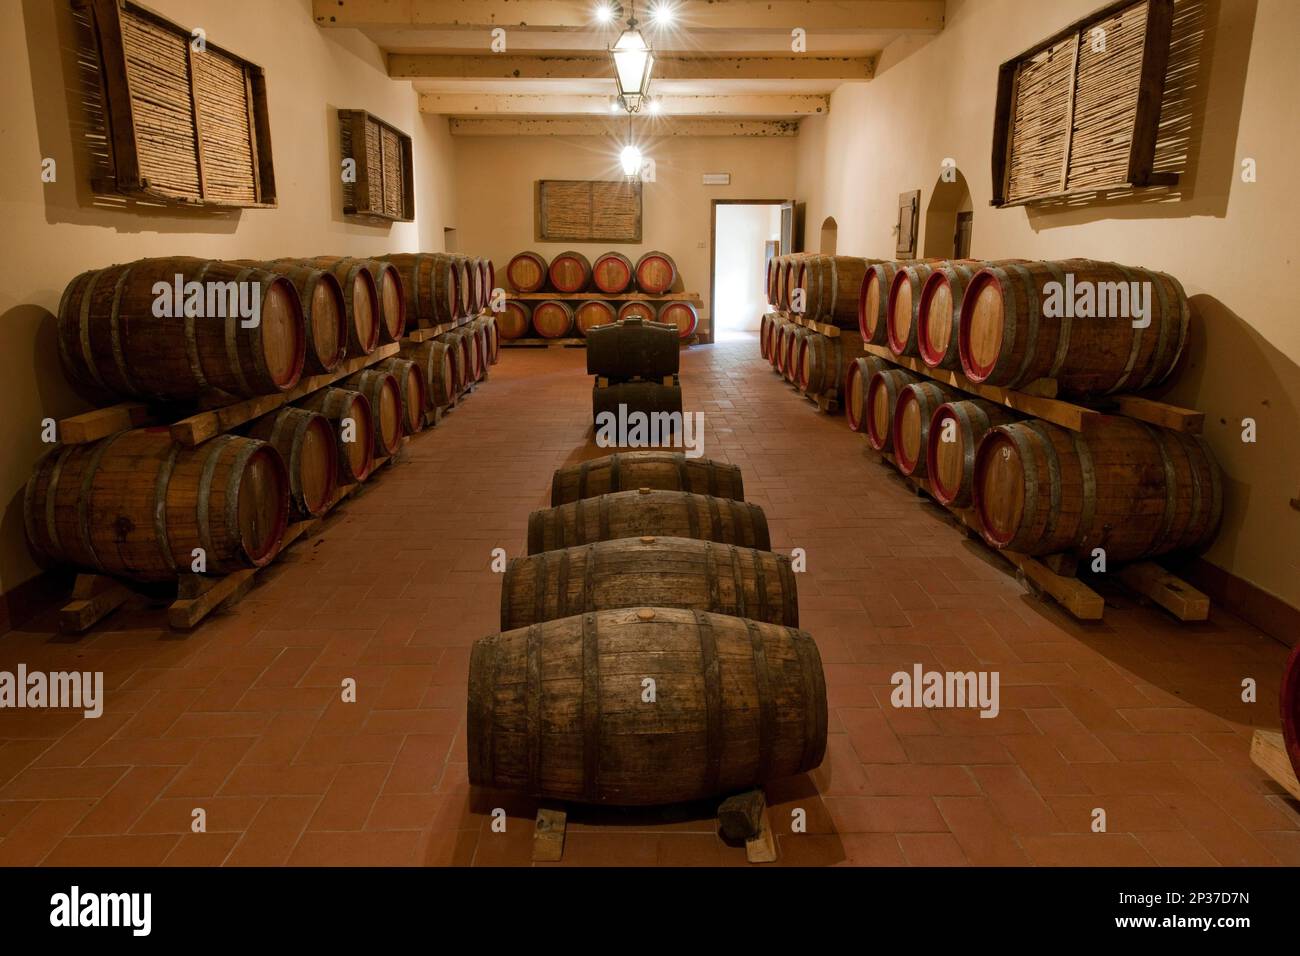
620, 145, 643, 177
595, 3, 614, 24
650, 3, 674, 25
648, 99, 662, 114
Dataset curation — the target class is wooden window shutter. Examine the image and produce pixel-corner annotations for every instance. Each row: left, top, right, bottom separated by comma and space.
339, 109, 414, 222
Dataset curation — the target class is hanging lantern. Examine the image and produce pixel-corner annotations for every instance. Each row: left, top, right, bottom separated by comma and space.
610, 12, 654, 113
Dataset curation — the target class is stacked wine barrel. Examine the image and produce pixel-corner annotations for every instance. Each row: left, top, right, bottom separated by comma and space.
467, 450, 827, 807
502, 249, 698, 342
587, 317, 683, 424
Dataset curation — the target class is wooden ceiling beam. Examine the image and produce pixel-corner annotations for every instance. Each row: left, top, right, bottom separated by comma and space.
420, 92, 829, 115
390, 53, 875, 80
447, 117, 801, 136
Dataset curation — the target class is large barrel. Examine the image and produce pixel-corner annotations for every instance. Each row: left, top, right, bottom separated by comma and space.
501, 536, 798, 629
796, 256, 876, 327
505, 251, 548, 293
800, 329, 863, 396
376, 252, 460, 329
1283, 646, 1300, 783
341, 368, 403, 457
592, 380, 683, 422
634, 251, 677, 294
297, 387, 374, 484
24, 429, 288, 582
858, 261, 913, 346
574, 300, 617, 337
498, 300, 532, 340
657, 301, 698, 340
467, 606, 828, 805
373, 356, 427, 436
234, 260, 346, 374
551, 452, 744, 505
367, 259, 406, 342
959, 260, 1190, 397
586, 318, 679, 379
592, 252, 634, 294
527, 489, 771, 554
617, 301, 657, 323
400, 339, 456, 409
293, 257, 379, 357
926, 399, 1017, 507
888, 260, 960, 358
246, 407, 337, 518
916, 260, 1025, 370
57, 258, 305, 401
892, 381, 962, 478
532, 300, 575, 339
864, 368, 921, 451
843, 355, 894, 433
436, 329, 468, 394
549, 251, 592, 293
972, 418, 1223, 560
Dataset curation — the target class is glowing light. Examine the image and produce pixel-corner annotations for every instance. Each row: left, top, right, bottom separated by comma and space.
649, 2, 675, 25
620, 144, 643, 177
648, 98, 662, 114
594, 3, 615, 24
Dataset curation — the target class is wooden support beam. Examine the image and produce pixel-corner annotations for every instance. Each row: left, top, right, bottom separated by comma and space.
1117, 561, 1210, 621
420, 92, 828, 116
448, 116, 799, 136
59, 574, 134, 634
532, 807, 567, 862
391, 53, 875, 80
1250, 730, 1300, 801
59, 402, 156, 444
1006, 551, 1105, 620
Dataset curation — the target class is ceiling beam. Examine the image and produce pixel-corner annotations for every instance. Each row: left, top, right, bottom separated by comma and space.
315, 1, 945, 33
391, 53, 875, 80
420, 92, 829, 115
447, 117, 801, 136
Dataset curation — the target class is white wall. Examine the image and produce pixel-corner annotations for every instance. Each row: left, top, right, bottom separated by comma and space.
714, 204, 781, 336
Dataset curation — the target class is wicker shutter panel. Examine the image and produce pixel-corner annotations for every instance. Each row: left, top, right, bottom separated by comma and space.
1004, 36, 1076, 204
381, 126, 402, 218
337, 109, 414, 222
192, 47, 257, 204
536, 180, 642, 243
119, 10, 201, 197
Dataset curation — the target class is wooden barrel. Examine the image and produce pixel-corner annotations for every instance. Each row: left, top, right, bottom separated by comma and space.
657, 301, 698, 340
800, 329, 863, 396
374, 253, 454, 329
436, 330, 468, 394
858, 261, 913, 346
465, 256, 485, 314
533, 300, 575, 339
843, 355, 894, 433
481, 258, 496, 301
634, 251, 677, 294
960, 260, 1190, 396
57, 258, 305, 401
234, 260, 346, 374
892, 381, 962, 477
888, 261, 959, 358
297, 387, 374, 484
796, 256, 876, 327
527, 489, 771, 554
592, 252, 635, 294
779, 256, 810, 311
617, 301, 656, 323
574, 300, 617, 336
916, 260, 1026, 370
24, 429, 288, 582
341, 368, 403, 457
759, 313, 773, 360
548, 251, 592, 293
501, 535, 798, 629
506, 251, 548, 293
480, 314, 500, 365
499, 300, 532, 340
467, 606, 827, 805
1283, 645, 1300, 783
765, 256, 781, 305
400, 339, 456, 409
864, 368, 921, 451
367, 259, 406, 342
471, 322, 489, 381
772, 322, 790, 373
551, 452, 743, 505
246, 407, 337, 518
592, 380, 683, 422
586, 318, 679, 379
293, 257, 380, 357
373, 356, 427, 435
973, 418, 1223, 560
785, 325, 810, 384
435, 255, 465, 322
926, 399, 1018, 508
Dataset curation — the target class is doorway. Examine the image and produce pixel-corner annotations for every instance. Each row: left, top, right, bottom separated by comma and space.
709, 199, 786, 343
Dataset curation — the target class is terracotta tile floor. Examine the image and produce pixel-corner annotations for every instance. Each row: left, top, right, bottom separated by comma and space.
1, 336, 1297, 867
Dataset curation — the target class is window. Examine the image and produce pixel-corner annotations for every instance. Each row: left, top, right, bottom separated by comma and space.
339, 110, 415, 222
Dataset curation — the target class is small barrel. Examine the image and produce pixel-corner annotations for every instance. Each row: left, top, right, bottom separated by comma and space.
551, 451, 743, 505
532, 300, 575, 339
297, 387, 375, 484
586, 318, 679, 379
574, 300, 617, 337
864, 368, 921, 452
592, 252, 635, 294
926, 398, 1017, 508
634, 251, 677, 294
526, 489, 771, 554
234, 260, 346, 374
657, 301, 698, 340
373, 356, 427, 436
340, 368, 403, 458
843, 355, 894, 433
506, 251, 549, 293
501, 536, 798, 629
400, 339, 456, 409
548, 251, 592, 293
617, 301, 657, 323
498, 300, 532, 340
467, 606, 827, 805
592, 379, 683, 423
246, 407, 338, 518
891, 381, 962, 477
294, 257, 380, 357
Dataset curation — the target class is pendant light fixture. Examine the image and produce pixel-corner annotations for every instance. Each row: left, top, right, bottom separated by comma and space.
609, 2, 654, 113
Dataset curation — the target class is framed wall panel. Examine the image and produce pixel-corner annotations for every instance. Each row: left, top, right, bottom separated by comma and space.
536, 180, 642, 243
339, 109, 415, 222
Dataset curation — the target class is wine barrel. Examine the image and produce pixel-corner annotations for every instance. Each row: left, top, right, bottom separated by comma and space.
657, 301, 698, 340
785, 325, 810, 384
549, 251, 592, 293
498, 300, 532, 340
467, 606, 827, 805
916, 260, 1026, 370
459, 324, 483, 383
796, 256, 877, 327
373, 356, 427, 436
888, 261, 961, 358
57, 258, 305, 401
400, 339, 456, 409
436, 329, 468, 394
293, 257, 380, 357
533, 300, 575, 339
926, 399, 1018, 508
297, 387, 374, 484
456, 256, 476, 318
892, 381, 962, 478
959, 260, 1190, 397
858, 261, 914, 346
481, 258, 496, 306
592, 252, 635, 294
551, 451, 743, 505
973, 418, 1223, 560
1282, 645, 1300, 784
617, 301, 657, 323
367, 260, 406, 342
341, 368, 403, 457
772, 322, 790, 374
800, 329, 863, 396
586, 318, 679, 379
574, 300, 617, 336
24, 429, 288, 582
246, 407, 337, 518
506, 251, 548, 293
374, 253, 456, 329
465, 256, 485, 314
634, 251, 677, 294
759, 313, 774, 360
501, 536, 798, 629
592, 379, 683, 422
480, 314, 500, 365
778, 255, 810, 311
234, 260, 346, 374
526, 489, 771, 554
843, 355, 894, 433
864, 368, 921, 451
